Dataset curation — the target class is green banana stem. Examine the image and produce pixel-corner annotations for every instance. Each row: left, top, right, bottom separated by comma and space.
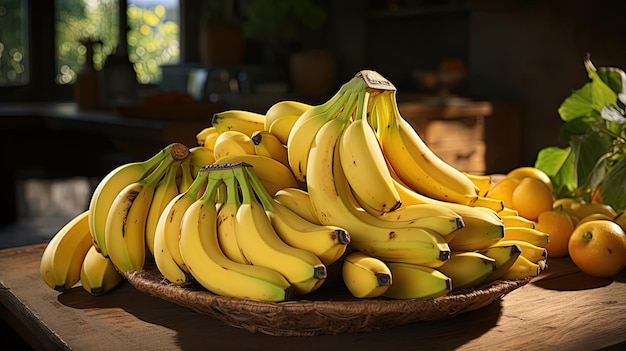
199, 167, 227, 205
232, 164, 255, 206
141, 155, 177, 186
184, 165, 211, 199
242, 165, 275, 212
223, 170, 241, 208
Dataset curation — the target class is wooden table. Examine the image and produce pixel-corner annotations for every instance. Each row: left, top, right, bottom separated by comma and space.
1, 244, 625, 351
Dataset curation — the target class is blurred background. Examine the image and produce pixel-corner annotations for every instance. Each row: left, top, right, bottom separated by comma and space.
1, 0, 626, 246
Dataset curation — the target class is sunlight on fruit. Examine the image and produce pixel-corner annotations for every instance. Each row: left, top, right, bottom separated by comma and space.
536, 209, 575, 258
485, 176, 521, 209
506, 166, 553, 191
568, 220, 626, 278
511, 177, 554, 222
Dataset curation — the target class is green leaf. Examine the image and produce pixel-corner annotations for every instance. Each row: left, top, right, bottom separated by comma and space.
600, 155, 626, 210
535, 146, 577, 198
558, 83, 595, 122
570, 130, 613, 191
597, 67, 626, 95
559, 115, 600, 142
589, 70, 618, 111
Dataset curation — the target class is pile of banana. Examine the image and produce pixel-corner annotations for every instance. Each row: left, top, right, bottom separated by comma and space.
40, 70, 549, 303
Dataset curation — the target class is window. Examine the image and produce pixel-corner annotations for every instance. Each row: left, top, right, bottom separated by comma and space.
0, 0, 27, 87
0, 0, 181, 101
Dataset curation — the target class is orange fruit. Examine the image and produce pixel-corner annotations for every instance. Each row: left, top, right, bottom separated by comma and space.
570, 202, 617, 220
615, 212, 626, 232
536, 209, 576, 258
485, 176, 521, 209
511, 177, 554, 222
507, 166, 553, 191
568, 220, 626, 278
577, 213, 615, 226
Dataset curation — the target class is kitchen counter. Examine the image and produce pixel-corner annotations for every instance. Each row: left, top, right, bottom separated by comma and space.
1, 243, 625, 351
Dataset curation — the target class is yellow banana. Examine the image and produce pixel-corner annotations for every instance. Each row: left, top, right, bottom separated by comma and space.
105, 151, 184, 274
377, 203, 465, 239
341, 251, 392, 298
463, 172, 493, 197
214, 154, 299, 196
436, 251, 496, 290
445, 218, 505, 251
211, 109, 266, 137
273, 187, 321, 225
471, 196, 505, 212
80, 244, 124, 296
339, 98, 401, 214
246, 166, 350, 266
145, 160, 181, 257
189, 145, 215, 175
305, 88, 451, 268
213, 130, 256, 161
489, 239, 548, 263
499, 207, 520, 217
178, 168, 293, 302
177, 158, 194, 193
153, 167, 209, 284
501, 215, 536, 229
40, 210, 93, 292
88, 143, 181, 257
376, 91, 479, 206
502, 227, 550, 247
251, 130, 289, 167
476, 244, 523, 282
264, 100, 312, 131
501, 255, 545, 280
287, 79, 356, 182
267, 114, 299, 145
382, 262, 452, 299
195, 126, 219, 146
216, 172, 249, 264
232, 165, 328, 295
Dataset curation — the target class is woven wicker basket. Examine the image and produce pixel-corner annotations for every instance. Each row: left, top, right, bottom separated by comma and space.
124, 262, 531, 336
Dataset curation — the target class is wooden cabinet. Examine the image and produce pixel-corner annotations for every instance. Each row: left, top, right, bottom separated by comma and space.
398, 99, 492, 174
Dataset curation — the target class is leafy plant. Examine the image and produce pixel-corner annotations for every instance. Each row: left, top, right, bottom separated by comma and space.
535, 55, 626, 210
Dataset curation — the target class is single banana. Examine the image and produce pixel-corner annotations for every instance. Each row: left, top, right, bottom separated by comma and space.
489, 239, 548, 263
80, 244, 124, 296
189, 145, 216, 175
471, 196, 505, 212
251, 130, 289, 167
195, 126, 219, 146
501, 255, 545, 280
501, 215, 537, 229
153, 166, 209, 284
476, 244, 523, 282
211, 109, 266, 137
178, 168, 294, 302
377, 203, 465, 239
305, 89, 451, 268
214, 154, 299, 196
264, 100, 312, 131
145, 160, 181, 257
233, 165, 328, 295
376, 91, 479, 206
245, 166, 351, 266
177, 158, 194, 193
40, 210, 93, 292
382, 262, 452, 299
498, 207, 520, 217
445, 218, 505, 251
339, 98, 402, 214
105, 151, 184, 274
287, 78, 357, 182
436, 251, 496, 290
341, 251, 392, 298
216, 172, 249, 264
88, 143, 180, 257
213, 130, 257, 161
273, 187, 321, 225
463, 172, 493, 197
503, 227, 550, 247
267, 114, 299, 145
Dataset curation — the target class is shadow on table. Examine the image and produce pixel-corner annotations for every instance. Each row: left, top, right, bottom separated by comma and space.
58, 281, 504, 350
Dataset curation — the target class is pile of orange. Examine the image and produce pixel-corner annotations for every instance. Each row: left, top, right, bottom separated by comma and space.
483, 166, 626, 278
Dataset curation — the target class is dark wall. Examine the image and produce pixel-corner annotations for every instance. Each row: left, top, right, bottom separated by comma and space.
328, 0, 626, 169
